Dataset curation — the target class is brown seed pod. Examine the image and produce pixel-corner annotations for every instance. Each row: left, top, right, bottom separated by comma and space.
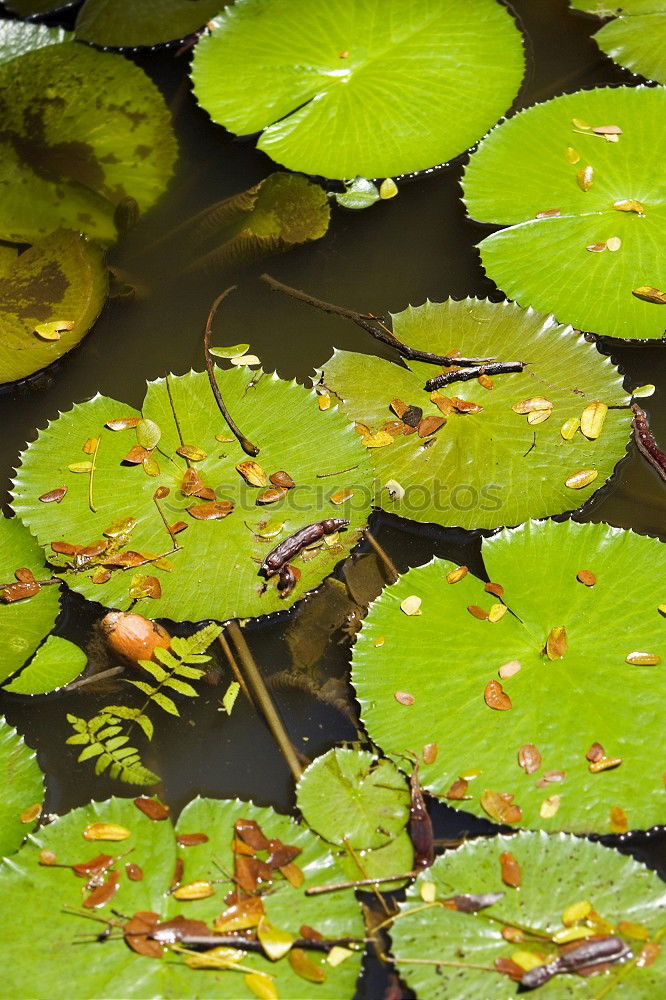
101, 612, 171, 664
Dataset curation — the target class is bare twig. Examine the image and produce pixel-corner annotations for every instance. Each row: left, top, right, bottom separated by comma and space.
306, 872, 417, 895
364, 529, 399, 584
216, 633, 251, 702
203, 288, 259, 457
424, 361, 525, 391
161, 934, 368, 953
260, 274, 493, 367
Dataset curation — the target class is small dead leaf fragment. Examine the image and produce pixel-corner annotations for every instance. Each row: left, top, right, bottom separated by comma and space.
430, 392, 455, 415
467, 604, 489, 620
500, 851, 521, 888
565, 146, 580, 164
546, 625, 567, 659
39, 486, 67, 504
34, 319, 74, 341
577, 165, 594, 191
363, 430, 394, 447
39, 849, 56, 866
488, 603, 508, 623
484, 680, 512, 711
594, 124, 622, 135
269, 471, 295, 489
589, 756, 623, 773
374, 636, 385, 647
330, 488, 353, 504
257, 915, 295, 961
536, 208, 561, 219
1, 581, 40, 602
501, 926, 525, 943
572, 117, 592, 131
538, 770, 566, 785
124, 911, 162, 959
92, 567, 111, 584
400, 595, 422, 616
280, 861, 304, 888
176, 832, 209, 847
445, 778, 470, 800
527, 408, 552, 425
580, 401, 608, 439
172, 880, 215, 900
539, 794, 561, 818
512, 397, 552, 414
129, 574, 162, 600
451, 396, 482, 413
289, 948, 326, 983
518, 744, 542, 775
244, 972, 279, 999
83, 823, 131, 842
318, 393, 331, 411
610, 806, 628, 833
187, 501, 234, 520
562, 900, 592, 926
577, 570, 596, 586
236, 460, 268, 487
613, 199, 645, 214
214, 897, 265, 932
125, 863, 143, 881
561, 417, 580, 440
235, 819, 270, 851
418, 415, 446, 437
485, 581, 505, 597
123, 445, 150, 465
83, 870, 120, 909
586, 242, 607, 253
499, 660, 521, 680
447, 565, 468, 584
134, 797, 170, 821
637, 941, 661, 968
481, 790, 522, 824
495, 957, 525, 981
617, 920, 649, 941
390, 398, 408, 418
565, 468, 598, 489
20, 802, 41, 823
68, 461, 93, 474
422, 742, 438, 765
169, 521, 188, 536
106, 417, 141, 431
420, 881, 437, 902
625, 651, 661, 665
256, 487, 287, 505
607, 237, 622, 252
176, 445, 207, 462
586, 742, 605, 762
394, 691, 415, 706
632, 286, 666, 305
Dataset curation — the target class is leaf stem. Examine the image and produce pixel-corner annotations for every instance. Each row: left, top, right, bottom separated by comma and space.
225, 620, 303, 782
203, 288, 259, 457
364, 528, 399, 584
393, 957, 499, 973
305, 872, 417, 895
216, 633, 251, 702
260, 273, 494, 367
169, 935, 368, 954
88, 436, 100, 513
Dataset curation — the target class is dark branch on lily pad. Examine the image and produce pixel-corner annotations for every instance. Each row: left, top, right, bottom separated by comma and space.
203, 288, 259, 457
424, 361, 525, 391
260, 273, 494, 367
166, 934, 368, 954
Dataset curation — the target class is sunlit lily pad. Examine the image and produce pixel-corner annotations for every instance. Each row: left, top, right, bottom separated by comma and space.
0, 41, 177, 244
190, 0, 525, 180
0, 516, 61, 685
0, 795, 364, 998
391, 831, 666, 999
572, 1, 666, 84
463, 86, 666, 340
352, 519, 666, 833
4, 635, 87, 695
0, 18, 71, 64
0, 718, 43, 856
320, 298, 631, 530
11, 369, 372, 621
0, 229, 107, 385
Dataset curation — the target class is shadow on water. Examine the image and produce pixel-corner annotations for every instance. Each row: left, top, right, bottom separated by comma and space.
0, 1, 665, 995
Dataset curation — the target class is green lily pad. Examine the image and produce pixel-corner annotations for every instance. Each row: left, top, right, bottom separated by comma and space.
11, 368, 373, 622
74, 0, 223, 48
0, 516, 61, 685
0, 18, 71, 65
167, 172, 331, 274
572, 1, 666, 84
296, 748, 410, 849
0, 718, 44, 856
0, 229, 107, 385
352, 519, 666, 833
0, 795, 364, 998
1, 1, 74, 14
320, 298, 631, 530
4, 636, 87, 695
190, 0, 525, 180
463, 86, 666, 340
391, 831, 666, 1000
0, 41, 177, 244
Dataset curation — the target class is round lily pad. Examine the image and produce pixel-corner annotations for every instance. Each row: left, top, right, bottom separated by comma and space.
320, 298, 631, 530
0, 718, 43, 856
0, 18, 71, 65
2, 2, 75, 14
0, 41, 177, 244
463, 86, 666, 340
74, 0, 223, 48
352, 519, 666, 833
11, 368, 373, 622
0, 229, 107, 385
391, 831, 666, 999
190, 0, 525, 180
4, 636, 87, 695
0, 516, 61, 685
0, 795, 365, 998
572, 1, 666, 84
296, 747, 410, 849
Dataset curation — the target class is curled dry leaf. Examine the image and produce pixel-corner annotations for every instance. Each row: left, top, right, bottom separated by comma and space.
187, 501, 234, 520
518, 744, 542, 775
484, 680, 512, 711
236, 460, 268, 487
480, 789, 522, 824
632, 287, 666, 305
451, 397, 482, 414
124, 912, 162, 959
400, 595, 422, 616
500, 851, 521, 887
134, 797, 170, 821
447, 566, 468, 584
394, 691, 415, 706
38, 487, 67, 503
586, 742, 605, 762
546, 625, 567, 660
269, 471, 295, 489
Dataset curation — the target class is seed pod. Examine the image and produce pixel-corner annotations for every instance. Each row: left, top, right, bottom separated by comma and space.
176, 833, 209, 847
580, 401, 608, 439
546, 625, 567, 659
565, 468, 598, 489
484, 680, 512, 711
101, 612, 171, 664
83, 823, 131, 842
560, 417, 580, 440
518, 744, 541, 774
577, 165, 594, 191
625, 651, 661, 665
577, 570, 596, 586
447, 565, 468, 584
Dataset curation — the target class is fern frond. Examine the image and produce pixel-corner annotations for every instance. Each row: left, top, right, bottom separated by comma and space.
129, 622, 221, 717
66, 713, 159, 786
101, 705, 154, 741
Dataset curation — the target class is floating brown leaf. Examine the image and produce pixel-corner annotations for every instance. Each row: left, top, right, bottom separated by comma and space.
123, 445, 151, 465
125, 863, 143, 881
451, 397, 482, 414
176, 832, 209, 847
329, 488, 354, 504
279, 862, 304, 888
1, 581, 40, 603
187, 501, 234, 520
484, 680, 512, 711
289, 948, 326, 984
257, 487, 288, 505
499, 851, 521, 887
83, 870, 120, 909
495, 957, 525, 982
499, 660, 521, 679
467, 605, 489, 620
632, 286, 666, 305
214, 897, 265, 932
445, 778, 470, 801
269, 471, 295, 489
236, 460, 268, 487
39, 486, 67, 503
637, 941, 661, 968
124, 911, 162, 958
577, 570, 596, 587
83, 823, 131, 842
536, 209, 561, 219
266, 840, 301, 870
134, 797, 170, 821
422, 742, 438, 765
71, 853, 114, 878
169, 521, 188, 536
418, 415, 446, 437
129, 574, 162, 600
106, 417, 141, 431
545, 625, 567, 660
235, 819, 271, 851
480, 790, 522, 824
485, 582, 505, 597
518, 744, 542, 775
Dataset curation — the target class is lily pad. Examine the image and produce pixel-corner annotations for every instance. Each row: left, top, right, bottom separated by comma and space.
0, 229, 107, 385
320, 298, 631, 530
0, 795, 364, 998
572, 1, 666, 83
74, 0, 223, 48
0, 516, 61, 685
0, 718, 43, 856
11, 368, 373, 621
391, 831, 666, 999
167, 172, 330, 274
296, 748, 410, 849
2, 1, 75, 14
463, 86, 666, 340
0, 41, 177, 244
352, 519, 666, 833
4, 635, 87, 695
0, 18, 71, 65
190, 0, 525, 180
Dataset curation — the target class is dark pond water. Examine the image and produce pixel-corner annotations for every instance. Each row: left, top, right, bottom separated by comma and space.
1, 1, 665, 995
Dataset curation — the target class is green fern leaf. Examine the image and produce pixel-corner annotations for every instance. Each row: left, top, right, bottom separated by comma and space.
77, 743, 105, 762
129, 680, 158, 697
170, 663, 205, 680
101, 705, 154, 741
150, 691, 179, 716
162, 676, 198, 698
